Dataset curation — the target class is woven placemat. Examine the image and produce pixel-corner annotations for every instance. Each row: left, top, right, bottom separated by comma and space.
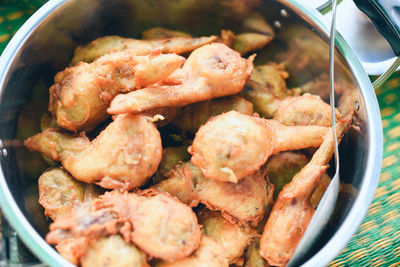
330, 75, 400, 266
0, 2, 399, 266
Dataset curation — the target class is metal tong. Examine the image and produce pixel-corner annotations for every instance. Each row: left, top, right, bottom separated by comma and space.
287, 0, 340, 265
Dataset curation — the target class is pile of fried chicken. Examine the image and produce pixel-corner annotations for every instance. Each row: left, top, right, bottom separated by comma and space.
23, 13, 354, 267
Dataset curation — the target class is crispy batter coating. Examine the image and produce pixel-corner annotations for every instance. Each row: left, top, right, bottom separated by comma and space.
244, 82, 340, 126
233, 33, 273, 55
142, 27, 192, 39
38, 168, 85, 221
173, 96, 253, 134
198, 209, 256, 264
153, 145, 191, 185
108, 43, 254, 114
244, 238, 269, 267
249, 63, 289, 99
81, 235, 149, 267
265, 152, 308, 198
55, 238, 86, 265
155, 162, 273, 225
40, 113, 58, 132
275, 93, 342, 127
310, 173, 332, 209
241, 80, 280, 119
143, 107, 181, 128
70, 35, 217, 65
25, 114, 162, 191
46, 190, 201, 262
189, 111, 328, 183
259, 115, 352, 266
50, 51, 185, 132
157, 236, 228, 267
242, 13, 275, 37
267, 152, 335, 207
221, 0, 261, 19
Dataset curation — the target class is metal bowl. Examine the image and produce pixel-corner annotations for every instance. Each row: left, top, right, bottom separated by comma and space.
0, 0, 383, 266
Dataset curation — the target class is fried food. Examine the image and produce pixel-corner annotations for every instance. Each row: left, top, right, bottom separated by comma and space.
153, 145, 191, 184
310, 173, 332, 209
233, 33, 274, 55
244, 238, 269, 267
259, 114, 352, 266
198, 209, 256, 264
265, 152, 308, 197
81, 235, 149, 267
189, 111, 328, 183
38, 168, 86, 221
70, 35, 218, 65
249, 63, 289, 99
173, 96, 253, 134
156, 236, 228, 267
221, 0, 261, 19
25, 114, 162, 191
242, 13, 275, 37
142, 107, 181, 128
50, 51, 185, 132
40, 113, 58, 131
108, 43, 254, 114
55, 238, 86, 265
142, 27, 192, 39
241, 80, 280, 119
243, 80, 338, 127
267, 152, 335, 206
46, 190, 202, 262
274, 93, 342, 127
155, 162, 273, 225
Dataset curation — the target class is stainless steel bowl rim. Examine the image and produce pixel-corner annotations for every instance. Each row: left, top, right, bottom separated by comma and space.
0, 0, 383, 266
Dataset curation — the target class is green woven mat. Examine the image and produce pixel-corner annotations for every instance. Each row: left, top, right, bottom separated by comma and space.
1, 2, 400, 266
330, 75, 400, 267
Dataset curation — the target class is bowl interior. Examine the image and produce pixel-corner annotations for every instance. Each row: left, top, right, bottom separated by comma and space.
0, 0, 378, 265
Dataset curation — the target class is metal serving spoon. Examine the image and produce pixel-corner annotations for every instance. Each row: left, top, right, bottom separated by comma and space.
287, 0, 340, 265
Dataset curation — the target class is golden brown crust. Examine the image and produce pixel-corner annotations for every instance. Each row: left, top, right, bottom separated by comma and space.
189, 111, 328, 183
46, 190, 202, 263
25, 114, 162, 191
198, 209, 257, 264
156, 236, 228, 267
155, 162, 273, 225
38, 168, 85, 221
80, 235, 149, 267
260, 115, 353, 266
50, 51, 185, 132
108, 43, 254, 114
70, 35, 218, 65
173, 95, 253, 134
